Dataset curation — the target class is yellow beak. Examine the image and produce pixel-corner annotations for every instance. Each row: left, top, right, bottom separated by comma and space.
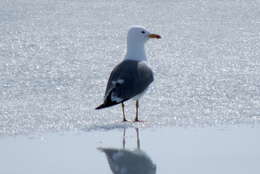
148, 34, 161, 39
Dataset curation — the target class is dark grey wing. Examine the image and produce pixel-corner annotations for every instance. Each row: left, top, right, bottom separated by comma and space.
96, 60, 153, 109
103, 61, 131, 99
104, 60, 138, 101
136, 61, 154, 93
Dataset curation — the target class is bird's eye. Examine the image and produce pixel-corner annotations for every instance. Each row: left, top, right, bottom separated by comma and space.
141, 31, 145, 34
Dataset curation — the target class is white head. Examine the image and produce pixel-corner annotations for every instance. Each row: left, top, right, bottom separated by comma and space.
125, 26, 161, 61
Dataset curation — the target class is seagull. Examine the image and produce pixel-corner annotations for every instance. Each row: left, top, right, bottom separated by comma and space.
96, 26, 161, 122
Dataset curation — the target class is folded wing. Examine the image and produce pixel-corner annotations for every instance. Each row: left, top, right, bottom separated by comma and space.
96, 60, 153, 109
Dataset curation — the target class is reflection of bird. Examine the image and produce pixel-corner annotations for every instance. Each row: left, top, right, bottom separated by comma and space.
99, 128, 156, 174
96, 26, 161, 122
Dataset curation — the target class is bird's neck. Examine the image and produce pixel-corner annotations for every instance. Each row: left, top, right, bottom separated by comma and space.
124, 42, 147, 61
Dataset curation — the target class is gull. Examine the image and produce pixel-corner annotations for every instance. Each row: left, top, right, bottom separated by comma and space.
96, 26, 161, 122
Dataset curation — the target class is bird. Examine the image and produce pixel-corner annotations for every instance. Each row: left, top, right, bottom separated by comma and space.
96, 26, 161, 122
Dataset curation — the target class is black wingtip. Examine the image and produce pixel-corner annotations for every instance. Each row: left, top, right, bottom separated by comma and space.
95, 101, 122, 110
95, 104, 106, 110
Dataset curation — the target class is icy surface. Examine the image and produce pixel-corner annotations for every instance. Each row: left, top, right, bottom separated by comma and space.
0, 0, 260, 136
0, 127, 259, 174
